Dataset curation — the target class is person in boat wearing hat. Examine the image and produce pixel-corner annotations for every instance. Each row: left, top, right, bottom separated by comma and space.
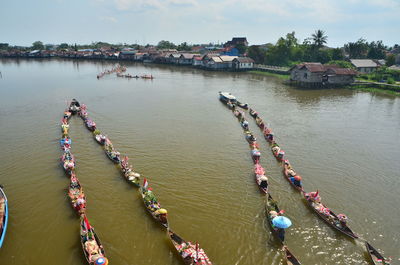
290, 175, 302, 188
85, 238, 100, 261
337, 214, 348, 227
154, 208, 168, 223
305, 191, 321, 203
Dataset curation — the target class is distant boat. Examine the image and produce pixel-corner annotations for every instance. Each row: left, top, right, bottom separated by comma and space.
218, 92, 237, 104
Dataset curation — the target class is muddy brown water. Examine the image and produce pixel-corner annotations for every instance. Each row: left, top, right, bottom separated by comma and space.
0, 58, 399, 265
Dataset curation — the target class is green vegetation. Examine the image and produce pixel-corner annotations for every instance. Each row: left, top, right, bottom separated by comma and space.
248, 70, 290, 80
246, 31, 398, 68
32, 41, 44, 50
357, 67, 400, 83
348, 86, 400, 96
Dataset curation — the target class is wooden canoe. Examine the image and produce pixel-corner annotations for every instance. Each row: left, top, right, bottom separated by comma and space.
265, 193, 301, 264
80, 216, 107, 265
0, 185, 8, 248
303, 194, 358, 239
140, 187, 169, 228
282, 166, 304, 192
365, 242, 390, 265
168, 229, 212, 265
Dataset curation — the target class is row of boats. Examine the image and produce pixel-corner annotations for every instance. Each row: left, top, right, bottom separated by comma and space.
219, 92, 391, 265
97, 64, 127, 79
116, 73, 155, 79
60, 99, 211, 265
61, 100, 108, 265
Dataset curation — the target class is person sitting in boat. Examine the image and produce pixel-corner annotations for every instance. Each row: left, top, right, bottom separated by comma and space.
337, 214, 348, 227
250, 141, 259, 149
241, 120, 249, 129
259, 175, 268, 189
0, 197, 5, 230
246, 133, 256, 142
154, 208, 168, 223
271, 144, 280, 154
305, 191, 321, 203
269, 211, 286, 241
289, 175, 302, 188
85, 238, 105, 263
277, 150, 285, 160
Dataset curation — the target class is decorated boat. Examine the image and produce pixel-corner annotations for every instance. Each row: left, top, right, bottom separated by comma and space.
80, 216, 108, 265
218, 91, 237, 104
0, 185, 8, 248
140, 179, 168, 228
168, 229, 212, 265
68, 174, 86, 215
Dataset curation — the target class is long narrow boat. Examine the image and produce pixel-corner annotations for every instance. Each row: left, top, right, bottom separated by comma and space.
303, 192, 358, 239
168, 229, 212, 265
140, 179, 169, 228
282, 163, 304, 192
80, 216, 108, 265
365, 242, 390, 265
105, 150, 120, 164
0, 185, 8, 248
254, 164, 268, 194
68, 174, 86, 216
265, 193, 301, 265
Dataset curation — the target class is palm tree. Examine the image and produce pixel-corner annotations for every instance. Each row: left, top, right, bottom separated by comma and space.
311, 30, 328, 48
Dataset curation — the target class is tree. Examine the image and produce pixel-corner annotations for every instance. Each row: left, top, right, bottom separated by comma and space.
32, 41, 44, 50
157, 40, 176, 49
386, 54, 395, 66
367, 41, 386, 59
311, 30, 328, 48
247, 45, 266, 64
177, 42, 190, 51
58, 43, 69, 50
0, 43, 9, 50
235, 43, 247, 55
331, 48, 344, 60
345, 38, 369, 58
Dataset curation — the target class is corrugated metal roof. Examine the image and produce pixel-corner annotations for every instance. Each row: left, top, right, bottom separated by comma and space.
234, 57, 254, 63
219, 55, 238, 62
350, 59, 378, 68
211, 56, 223, 63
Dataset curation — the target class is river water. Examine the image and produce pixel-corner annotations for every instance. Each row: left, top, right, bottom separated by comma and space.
0, 58, 399, 265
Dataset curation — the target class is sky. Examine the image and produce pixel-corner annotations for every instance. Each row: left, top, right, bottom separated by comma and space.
1, 0, 399, 47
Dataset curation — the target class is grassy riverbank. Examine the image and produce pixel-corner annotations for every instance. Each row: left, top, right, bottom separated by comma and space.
348, 86, 400, 96
248, 70, 290, 80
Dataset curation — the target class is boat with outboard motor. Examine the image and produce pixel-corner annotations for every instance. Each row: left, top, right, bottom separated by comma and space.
218, 91, 237, 104
80, 215, 108, 265
0, 185, 8, 248
168, 229, 212, 265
